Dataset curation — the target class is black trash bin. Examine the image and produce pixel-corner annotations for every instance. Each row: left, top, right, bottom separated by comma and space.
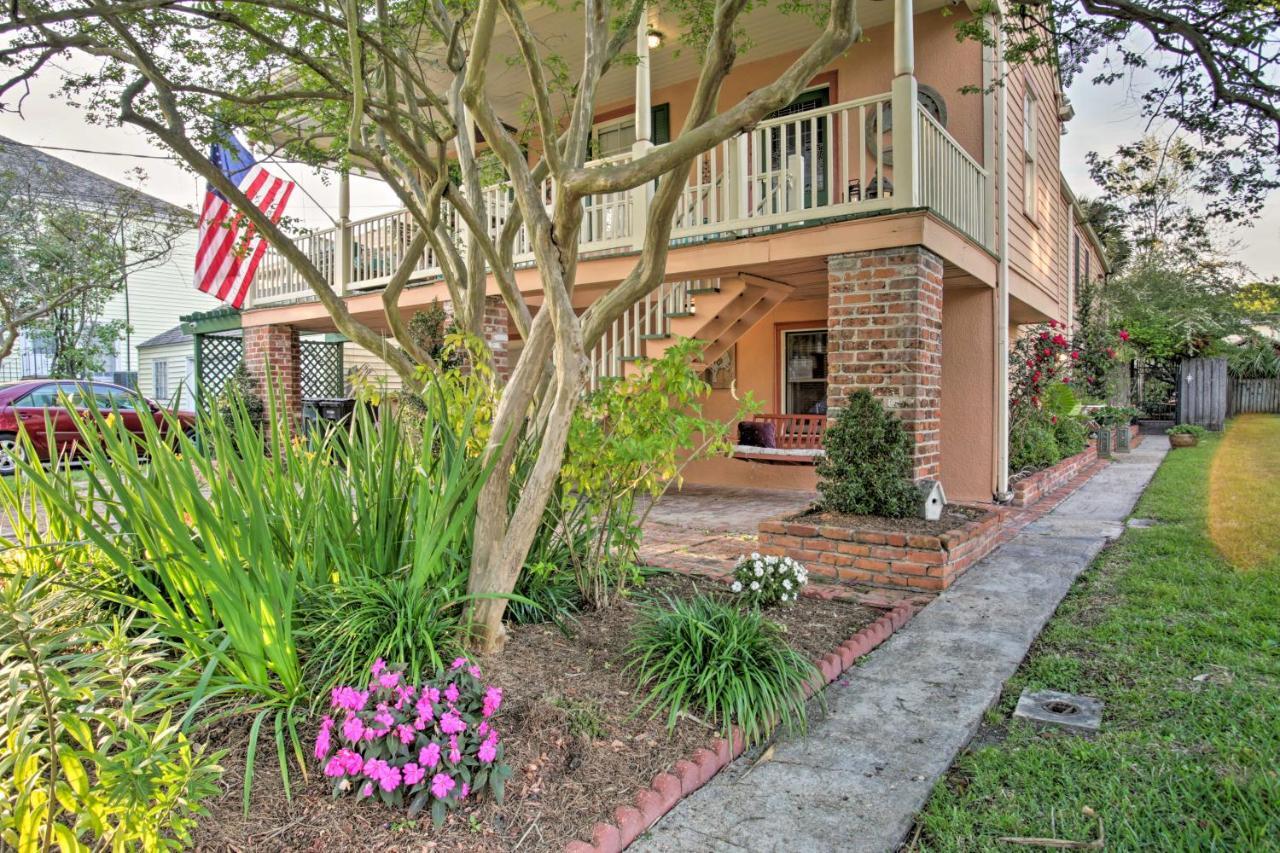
303, 397, 359, 435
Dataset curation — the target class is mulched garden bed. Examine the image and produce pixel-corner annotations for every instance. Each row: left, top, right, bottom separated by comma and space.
193, 572, 878, 852
797, 503, 990, 536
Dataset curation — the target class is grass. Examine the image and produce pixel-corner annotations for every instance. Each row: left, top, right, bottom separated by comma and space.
1209, 414, 1280, 569
915, 418, 1280, 851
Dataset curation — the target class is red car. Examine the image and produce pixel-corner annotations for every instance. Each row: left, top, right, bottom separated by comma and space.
0, 380, 196, 475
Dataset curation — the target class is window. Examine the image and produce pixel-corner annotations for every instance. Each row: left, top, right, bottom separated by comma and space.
591, 104, 672, 158
91, 383, 141, 411
781, 329, 828, 415
592, 116, 635, 159
154, 361, 169, 400
1022, 90, 1038, 218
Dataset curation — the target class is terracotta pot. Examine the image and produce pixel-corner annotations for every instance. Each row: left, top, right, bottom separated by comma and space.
1169, 433, 1198, 448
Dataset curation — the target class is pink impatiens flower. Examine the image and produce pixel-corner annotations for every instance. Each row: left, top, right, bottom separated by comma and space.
338, 749, 364, 775
331, 686, 369, 711
478, 736, 497, 764
419, 742, 441, 769
444, 683, 460, 704
468, 665, 482, 679
439, 710, 466, 735
402, 762, 425, 786
363, 757, 389, 780
342, 715, 365, 744
396, 723, 416, 744
482, 686, 503, 718
314, 716, 334, 760
430, 773, 456, 799
378, 765, 403, 792
450, 657, 467, 670
323, 755, 346, 777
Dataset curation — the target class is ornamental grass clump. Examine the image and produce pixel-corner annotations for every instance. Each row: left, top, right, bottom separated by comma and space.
730, 553, 808, 606
316, 657, 513, 826
626, 593, 820, 747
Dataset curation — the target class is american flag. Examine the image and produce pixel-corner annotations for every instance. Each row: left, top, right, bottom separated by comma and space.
194, 134, 295, 309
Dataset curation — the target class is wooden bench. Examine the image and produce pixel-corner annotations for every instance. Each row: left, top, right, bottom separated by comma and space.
732, 413, 827, 465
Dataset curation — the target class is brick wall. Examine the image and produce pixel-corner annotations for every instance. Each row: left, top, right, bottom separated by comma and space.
758, 511, 1005, 592
482, 296, 512, 382
827, 247, 944, 481
243, 324, 301, 417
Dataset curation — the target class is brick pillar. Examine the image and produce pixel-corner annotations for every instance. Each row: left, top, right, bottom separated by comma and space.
243, 324, 302, 417
481, 296, 512, 382
827, 246, 943, 481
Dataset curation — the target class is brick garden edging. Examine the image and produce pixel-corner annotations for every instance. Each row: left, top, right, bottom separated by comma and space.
756, 511, 1004, 593
753, 444, 1114, 593
1010, 444, 1099, 507
564, 600, 917, 853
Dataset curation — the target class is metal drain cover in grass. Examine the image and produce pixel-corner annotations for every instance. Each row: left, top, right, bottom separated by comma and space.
1013, 689, 1103, 735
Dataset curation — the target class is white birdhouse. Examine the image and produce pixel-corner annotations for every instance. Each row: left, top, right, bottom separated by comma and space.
916, 480, 946, 521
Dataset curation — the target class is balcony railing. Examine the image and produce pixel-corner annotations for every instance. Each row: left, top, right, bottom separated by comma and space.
250, 93, 989, 307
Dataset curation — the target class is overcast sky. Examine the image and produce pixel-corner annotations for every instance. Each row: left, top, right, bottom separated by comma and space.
2, 50, 1276, 278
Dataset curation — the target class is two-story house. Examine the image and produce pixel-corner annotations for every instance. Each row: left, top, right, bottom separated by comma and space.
0, 136, 215, 389
230, 0, 1108, 504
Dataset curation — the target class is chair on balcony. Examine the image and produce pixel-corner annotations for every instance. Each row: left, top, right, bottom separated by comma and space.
732, 413, 827, 465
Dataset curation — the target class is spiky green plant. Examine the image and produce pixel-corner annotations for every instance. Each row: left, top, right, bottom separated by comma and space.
3, 384, 326, 812
625, 593, 821, 747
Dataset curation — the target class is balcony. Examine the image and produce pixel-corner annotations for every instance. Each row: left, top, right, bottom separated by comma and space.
249, 96, 989, 308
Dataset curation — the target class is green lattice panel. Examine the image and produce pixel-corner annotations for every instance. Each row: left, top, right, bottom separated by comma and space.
198, 334, 243, 400
300, 340, 344, 398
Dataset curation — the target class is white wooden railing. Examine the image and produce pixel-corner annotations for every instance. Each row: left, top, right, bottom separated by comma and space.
586, 279, 712, 390
249, 93, 990, 307
917, 105, 989, 249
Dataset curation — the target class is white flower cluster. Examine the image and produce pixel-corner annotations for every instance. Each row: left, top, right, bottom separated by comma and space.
730, 552, 809, 607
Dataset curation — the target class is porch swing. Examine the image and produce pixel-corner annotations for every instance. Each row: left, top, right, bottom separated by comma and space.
732, 413, 828, 465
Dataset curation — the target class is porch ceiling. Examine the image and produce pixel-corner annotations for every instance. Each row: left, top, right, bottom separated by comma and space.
460, 0, 954, 128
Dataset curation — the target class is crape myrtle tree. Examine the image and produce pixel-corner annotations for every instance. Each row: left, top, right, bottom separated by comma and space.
1, 0, 863, 650
963, 0, 1279, 226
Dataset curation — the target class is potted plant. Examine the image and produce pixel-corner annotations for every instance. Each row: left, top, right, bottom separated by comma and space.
1166, 424, 1208, 448
1090, 406, 1136, 455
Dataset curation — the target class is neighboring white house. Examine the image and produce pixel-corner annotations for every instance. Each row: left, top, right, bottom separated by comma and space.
137, 325, 197, 406
0, 136, 221, 385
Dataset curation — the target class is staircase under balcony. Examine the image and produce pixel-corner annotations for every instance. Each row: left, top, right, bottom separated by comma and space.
586, 276, 792, 391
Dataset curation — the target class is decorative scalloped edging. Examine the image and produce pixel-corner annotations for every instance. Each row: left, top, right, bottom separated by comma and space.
564, 600, 918, 853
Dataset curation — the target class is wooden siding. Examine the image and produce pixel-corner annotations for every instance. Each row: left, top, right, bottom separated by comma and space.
137, 340, 196, 407
1005, 64, 1072, 324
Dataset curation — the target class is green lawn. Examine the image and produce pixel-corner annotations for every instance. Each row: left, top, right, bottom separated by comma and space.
916, 420, 1280, 851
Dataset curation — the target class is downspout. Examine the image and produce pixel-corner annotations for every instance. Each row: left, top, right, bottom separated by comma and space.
993, 14, 1012, 502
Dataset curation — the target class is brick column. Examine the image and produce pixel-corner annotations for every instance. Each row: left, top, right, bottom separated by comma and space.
827, 246, 943, 481
481, 296, 512, 382
243, 324, 302, 417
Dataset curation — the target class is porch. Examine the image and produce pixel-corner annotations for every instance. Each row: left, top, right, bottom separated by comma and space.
244, 0, 993, 310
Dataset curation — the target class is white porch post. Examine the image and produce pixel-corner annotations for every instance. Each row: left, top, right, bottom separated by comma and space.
337, 170, 352, 294
630, 6, 654, 249
891, 0, 919, 208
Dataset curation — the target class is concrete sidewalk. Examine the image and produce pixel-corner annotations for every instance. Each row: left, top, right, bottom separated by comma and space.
634, 441, 1169, 853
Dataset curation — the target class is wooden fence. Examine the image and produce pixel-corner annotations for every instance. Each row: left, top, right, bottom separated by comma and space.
1229, 377, 1280, 416
1176, 358, 1228, 431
